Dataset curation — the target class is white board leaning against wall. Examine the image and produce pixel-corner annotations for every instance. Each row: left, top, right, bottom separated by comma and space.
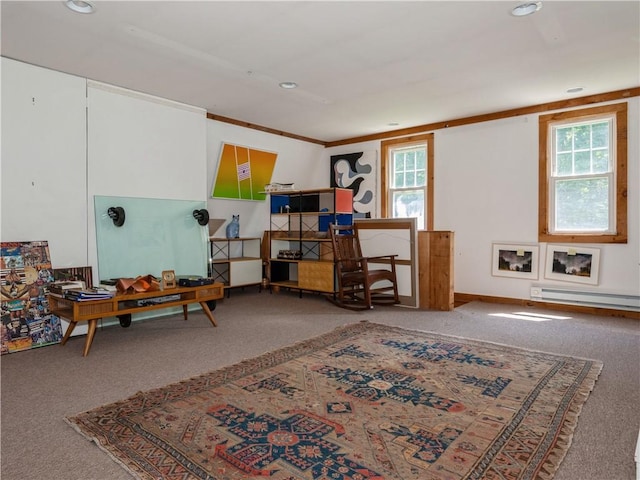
355, 218, 417, 307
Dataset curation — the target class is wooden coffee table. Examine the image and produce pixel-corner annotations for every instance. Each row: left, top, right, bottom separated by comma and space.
49, 283, 224, 356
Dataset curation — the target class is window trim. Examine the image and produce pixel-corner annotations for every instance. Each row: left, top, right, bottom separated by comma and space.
539, 103, 627, 243
381, 133, 434, 230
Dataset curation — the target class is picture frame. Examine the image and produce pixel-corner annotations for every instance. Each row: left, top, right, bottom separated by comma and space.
211, 143, 277, 201
492, 243, 539, 279
544, 245, 600, 285
53, 266, 93, 289
330, 151, 377, 217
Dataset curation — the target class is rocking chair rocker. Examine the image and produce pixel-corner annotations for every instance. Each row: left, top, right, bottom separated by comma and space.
328, 223, 400, 310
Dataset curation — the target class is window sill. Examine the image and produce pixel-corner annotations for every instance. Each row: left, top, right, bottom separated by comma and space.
538, 232, 627, 244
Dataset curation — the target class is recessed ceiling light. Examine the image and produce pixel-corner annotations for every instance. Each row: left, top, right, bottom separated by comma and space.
388, 122, 400, 127
65, 0, 95, 14
511, 2, 542, 17
279, 82, 298, 89
567, 86, 584, 94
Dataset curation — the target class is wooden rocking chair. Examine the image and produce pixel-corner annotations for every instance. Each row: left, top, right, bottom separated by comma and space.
328, 223, 400, 310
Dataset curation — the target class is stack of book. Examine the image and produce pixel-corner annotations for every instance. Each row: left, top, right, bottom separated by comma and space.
97, 283, 118, 293
48, 281, 85, 297
63, 288, 115, 301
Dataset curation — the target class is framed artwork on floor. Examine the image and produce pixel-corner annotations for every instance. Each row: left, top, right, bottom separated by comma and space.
491, 243, 539, 279
1, 240, 63, 354
544, 244, 600, 285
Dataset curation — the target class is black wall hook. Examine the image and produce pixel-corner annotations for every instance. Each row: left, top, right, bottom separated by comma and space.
192, 209, 210, 226
107, 206, 125, 227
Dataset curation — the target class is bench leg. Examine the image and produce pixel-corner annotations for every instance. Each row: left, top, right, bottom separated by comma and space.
199, 301, 218, 327
82, 319, 98, 357
61, 320, 77, 346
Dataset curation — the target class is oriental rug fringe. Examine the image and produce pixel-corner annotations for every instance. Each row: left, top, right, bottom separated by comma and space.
66, 321, 602, 480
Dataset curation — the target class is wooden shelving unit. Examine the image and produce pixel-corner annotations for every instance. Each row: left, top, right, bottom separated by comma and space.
268, 188, 353, 294
208, 237, 262, 293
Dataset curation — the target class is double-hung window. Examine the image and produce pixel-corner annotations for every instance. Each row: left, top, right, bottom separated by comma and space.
539, 103, 627, 243
381, 134, 434, 230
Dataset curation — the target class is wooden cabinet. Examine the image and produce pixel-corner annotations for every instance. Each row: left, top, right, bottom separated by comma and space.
268, 188, 353, 293
208, 237, 262, 291
418, 231, 454, 310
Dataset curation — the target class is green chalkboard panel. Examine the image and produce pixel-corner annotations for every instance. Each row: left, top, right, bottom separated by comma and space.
94, 196, 208, 283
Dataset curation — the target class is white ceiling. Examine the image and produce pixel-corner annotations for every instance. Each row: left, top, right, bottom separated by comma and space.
2, 1, 639, 143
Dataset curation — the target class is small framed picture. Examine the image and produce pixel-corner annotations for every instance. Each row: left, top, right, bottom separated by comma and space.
53, 266, 93, 289
544, 245, 600, 285
161, 270, 176, 289
492, 243, 539, 279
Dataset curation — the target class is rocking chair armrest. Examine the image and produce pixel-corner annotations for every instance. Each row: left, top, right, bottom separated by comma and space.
335, 255, 398, 266
336, 255, 397, 264
364, 254, 398, 262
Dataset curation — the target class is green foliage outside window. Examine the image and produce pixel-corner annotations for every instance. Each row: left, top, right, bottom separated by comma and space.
555, 178, 609, 231
552, 119, 612, 232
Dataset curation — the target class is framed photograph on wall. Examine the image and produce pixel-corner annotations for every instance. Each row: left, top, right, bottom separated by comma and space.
492, 243, 539, 279
544, 245, 600, 285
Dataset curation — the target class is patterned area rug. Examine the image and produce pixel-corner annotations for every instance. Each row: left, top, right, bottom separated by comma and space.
66, 322, 602, 480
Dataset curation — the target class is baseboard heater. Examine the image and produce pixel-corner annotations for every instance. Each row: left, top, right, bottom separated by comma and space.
531, 286, 640, 312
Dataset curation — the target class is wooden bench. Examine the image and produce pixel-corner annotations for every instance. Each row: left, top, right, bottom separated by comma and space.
49, 283, 224, 356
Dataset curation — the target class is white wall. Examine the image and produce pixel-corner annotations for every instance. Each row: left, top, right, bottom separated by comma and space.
1, 58, 88, 267
437, 116, 540, 298
326, 99, 640, 301
87, 81, 207, 200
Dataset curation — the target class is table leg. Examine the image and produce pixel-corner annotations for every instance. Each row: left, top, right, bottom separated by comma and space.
182, 304, 188, 320
199, 301, 218, 327
82, 319, 98, 357
61, 320, 77, 346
